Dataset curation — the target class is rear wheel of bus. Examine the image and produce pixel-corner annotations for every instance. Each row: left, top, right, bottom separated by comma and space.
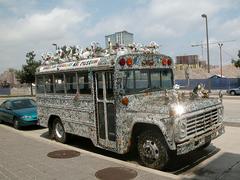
137, 130, 169, 170
53, 118, 67, 143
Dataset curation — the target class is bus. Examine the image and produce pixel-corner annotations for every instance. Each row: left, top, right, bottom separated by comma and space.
35, 44, 224, 170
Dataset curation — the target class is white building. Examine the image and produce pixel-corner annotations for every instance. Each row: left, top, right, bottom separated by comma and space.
105, 31, 133, 48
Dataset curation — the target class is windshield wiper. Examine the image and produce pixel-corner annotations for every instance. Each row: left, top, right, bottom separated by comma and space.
139, 87, 151, 93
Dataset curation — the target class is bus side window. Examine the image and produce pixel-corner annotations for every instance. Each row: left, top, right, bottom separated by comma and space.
45, 75, 54, 93
161, 69, 173, 89
65, 72, 77, 94
36, 76, 45, 93
105, 72, 114, 99
78, 72, 91, 94
54, 73, 65, 94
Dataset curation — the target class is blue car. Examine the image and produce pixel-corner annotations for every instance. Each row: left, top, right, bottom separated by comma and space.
0, 98, 38, 129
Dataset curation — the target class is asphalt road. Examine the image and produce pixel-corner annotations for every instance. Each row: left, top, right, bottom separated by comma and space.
222, 96, 240, 123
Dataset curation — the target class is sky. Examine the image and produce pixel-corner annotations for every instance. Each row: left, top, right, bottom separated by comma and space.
0, 0, 240, 73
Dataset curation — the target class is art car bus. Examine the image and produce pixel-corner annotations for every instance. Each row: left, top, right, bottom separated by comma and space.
35, 44, 225, 170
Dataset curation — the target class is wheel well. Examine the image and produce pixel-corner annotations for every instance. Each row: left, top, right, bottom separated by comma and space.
130, 123, 166, 152
48, 115, 60, 131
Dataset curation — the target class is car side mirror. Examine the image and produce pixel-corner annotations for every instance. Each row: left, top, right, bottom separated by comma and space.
5, 106, 12, 110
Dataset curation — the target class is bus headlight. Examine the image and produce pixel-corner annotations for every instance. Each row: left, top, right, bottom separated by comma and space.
175, 118, 187, 140
169, 104, 185, 117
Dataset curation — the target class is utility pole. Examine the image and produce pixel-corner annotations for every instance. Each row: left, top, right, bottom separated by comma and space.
192, 40, 235, 77
218, 43, 223, 77
201, 14, 210, 73
52, 43, 58, 50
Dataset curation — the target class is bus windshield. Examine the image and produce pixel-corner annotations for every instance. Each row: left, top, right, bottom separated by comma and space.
122, 68, 173, 94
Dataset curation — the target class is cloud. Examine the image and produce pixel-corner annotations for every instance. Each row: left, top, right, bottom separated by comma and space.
84, 0, 234, 41
0, 6, 89, 73
0, 0, 239, 73
0, 8, 89, 44
219, 17, 240, 38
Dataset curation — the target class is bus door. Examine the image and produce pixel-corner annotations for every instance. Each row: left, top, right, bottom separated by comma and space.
94, 71, 116, 148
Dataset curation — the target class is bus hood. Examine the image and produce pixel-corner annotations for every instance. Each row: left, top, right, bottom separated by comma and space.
125, 92, 222, 115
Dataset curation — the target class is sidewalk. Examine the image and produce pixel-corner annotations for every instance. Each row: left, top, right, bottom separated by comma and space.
0, 125, 178, 180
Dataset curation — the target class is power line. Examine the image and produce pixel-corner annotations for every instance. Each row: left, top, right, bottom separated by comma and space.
191, 40, 236, 77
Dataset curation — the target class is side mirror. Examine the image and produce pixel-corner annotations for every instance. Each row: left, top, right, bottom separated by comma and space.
6, 107, 12, 110
119, 89, 125, 96
173, 84, 180, 90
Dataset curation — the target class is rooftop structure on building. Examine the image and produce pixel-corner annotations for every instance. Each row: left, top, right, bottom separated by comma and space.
176, 55, 199, 65
105, 31, 133, 48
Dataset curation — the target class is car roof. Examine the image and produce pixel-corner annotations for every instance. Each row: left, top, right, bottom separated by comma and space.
4, 98, 34, 103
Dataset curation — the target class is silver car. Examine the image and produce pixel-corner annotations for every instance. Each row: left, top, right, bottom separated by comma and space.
227, 87, 240, 95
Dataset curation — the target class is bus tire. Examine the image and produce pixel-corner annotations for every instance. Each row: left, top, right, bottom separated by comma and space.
53, 118, 67, 144
137, 130, 169, 170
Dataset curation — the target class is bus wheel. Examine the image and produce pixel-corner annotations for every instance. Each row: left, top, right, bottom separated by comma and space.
53, 118, 67, 143
137, 130, 169, 170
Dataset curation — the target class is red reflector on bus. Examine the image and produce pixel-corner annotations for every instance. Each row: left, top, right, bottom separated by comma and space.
167, 59, 172, 65
119, 58, 126, 66
162, 58, 168, 66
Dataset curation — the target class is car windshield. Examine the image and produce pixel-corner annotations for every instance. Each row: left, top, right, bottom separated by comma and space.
11, 99, 36, 110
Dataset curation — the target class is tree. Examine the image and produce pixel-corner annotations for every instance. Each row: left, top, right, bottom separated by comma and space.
232, 50, 240, 68
232, 59, 240, 68
16, 51, 41, 95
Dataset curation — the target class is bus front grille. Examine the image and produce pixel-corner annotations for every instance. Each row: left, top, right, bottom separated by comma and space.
186, 108, 219, 137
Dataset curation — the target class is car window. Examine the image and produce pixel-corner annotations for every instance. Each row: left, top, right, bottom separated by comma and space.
0, 101, 7, 109
5, 101, 12, 109
11, 99, 36, 110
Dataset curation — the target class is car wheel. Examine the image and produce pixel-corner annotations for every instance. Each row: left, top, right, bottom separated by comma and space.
53, 118, 67, 143
230, 91, 236, 95
137, 130, 169, 170
13, 118, 20, 130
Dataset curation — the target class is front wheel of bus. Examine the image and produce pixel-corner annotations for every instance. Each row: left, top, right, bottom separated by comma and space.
138, 130, 169, 170
53, 119, 67, 144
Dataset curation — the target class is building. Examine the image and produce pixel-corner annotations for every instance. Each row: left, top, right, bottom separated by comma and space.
105, 31, 134, 48
175, 55, 200, 70
0, 69, 18, 87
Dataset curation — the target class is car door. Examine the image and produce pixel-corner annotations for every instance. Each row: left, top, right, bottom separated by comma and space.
237, 87, 240, 95
0, 101, 14, 123
0, 101, 7, 122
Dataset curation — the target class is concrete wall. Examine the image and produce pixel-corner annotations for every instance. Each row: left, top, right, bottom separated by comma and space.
0, 88, 10, 95
10, 87, 35, 96
0, 87, 36, 96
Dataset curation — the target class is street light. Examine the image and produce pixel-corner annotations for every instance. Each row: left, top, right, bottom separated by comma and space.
201, 14, 210, 73
218, 43, 223, 77
52, 43, 58, 50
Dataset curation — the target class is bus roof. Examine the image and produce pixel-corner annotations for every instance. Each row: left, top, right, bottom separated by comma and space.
36, 42, 173, 74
